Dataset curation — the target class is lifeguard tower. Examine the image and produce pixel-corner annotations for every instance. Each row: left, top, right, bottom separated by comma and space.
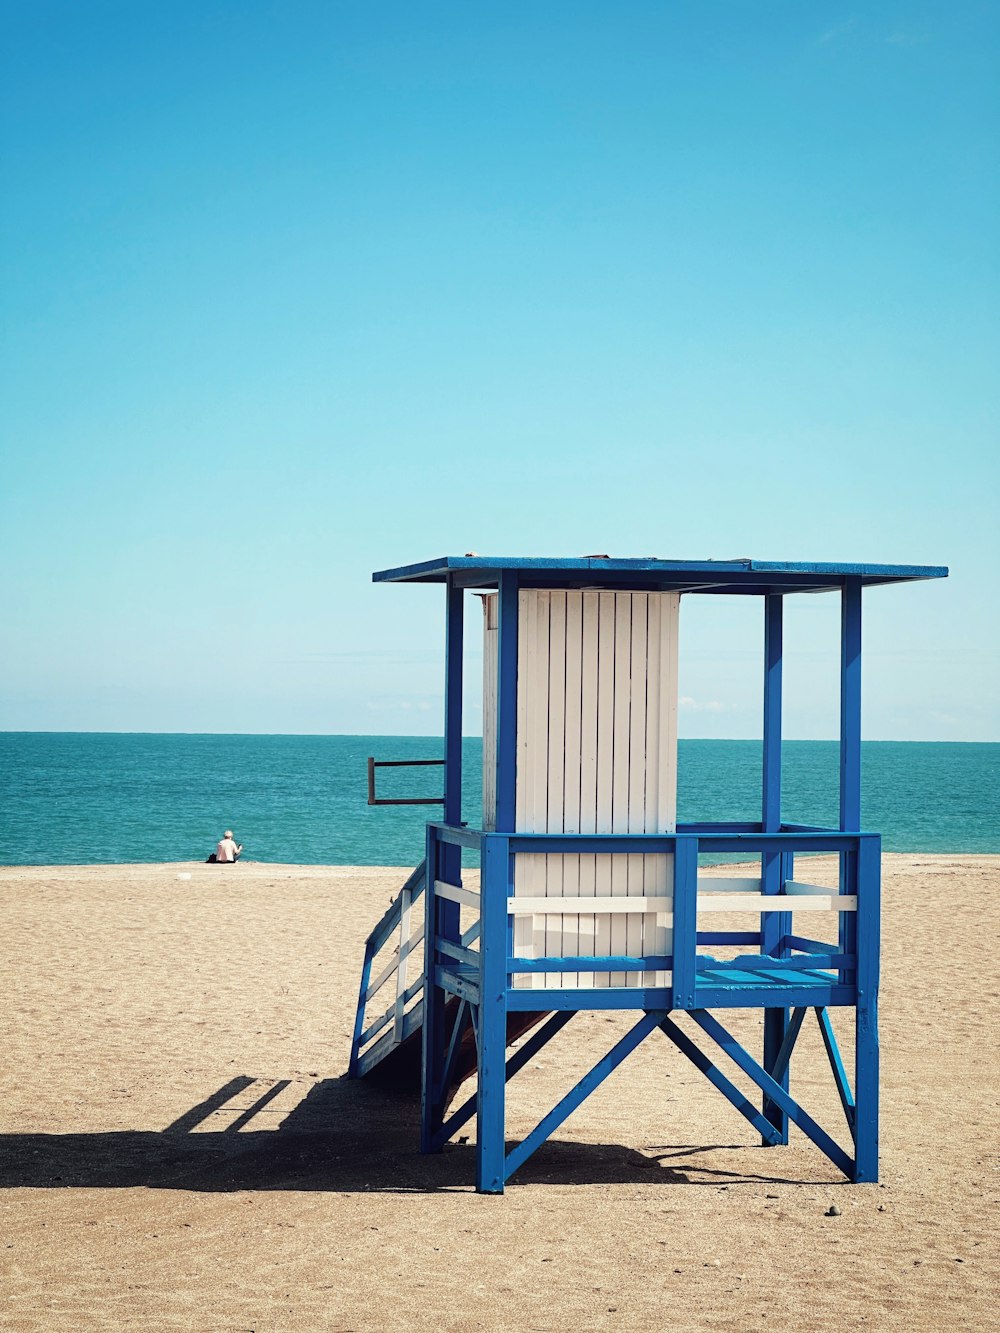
350, 555, 947, 1193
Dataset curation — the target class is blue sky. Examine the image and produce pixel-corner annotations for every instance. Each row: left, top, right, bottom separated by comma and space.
1, 2, 996, 739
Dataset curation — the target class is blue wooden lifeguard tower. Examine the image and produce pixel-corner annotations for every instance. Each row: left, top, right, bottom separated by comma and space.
350, 555, 947, 1193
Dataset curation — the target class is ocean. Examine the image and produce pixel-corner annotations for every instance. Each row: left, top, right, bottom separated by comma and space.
0, 733, 996, 868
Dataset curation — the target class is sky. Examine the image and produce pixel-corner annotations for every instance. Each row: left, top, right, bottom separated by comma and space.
1, 2, 997, 740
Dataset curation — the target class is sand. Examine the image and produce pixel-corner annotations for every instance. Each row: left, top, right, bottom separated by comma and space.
1, 854, 997, 1331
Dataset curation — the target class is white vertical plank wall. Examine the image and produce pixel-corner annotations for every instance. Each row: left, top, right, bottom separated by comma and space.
482, 588, 679, 990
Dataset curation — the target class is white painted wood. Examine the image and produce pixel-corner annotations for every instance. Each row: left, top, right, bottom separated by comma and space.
577, 591, 600, 986
434, 880, 481, 910
626, 593, 647, 986
562, 591, 584, 987
505, 893, 857, 916
512, 588, 532, 988
698, 877, 763, 893
393, 887, 413, 1042
510, 895, 677, 915
527, 590, 551, 988
695, 892, 857, 913
594, 592, 616, 986
545, 591, 567, 988
363, 924, 426, 1005
486, 587, 681, 990
608, 594, 632, 986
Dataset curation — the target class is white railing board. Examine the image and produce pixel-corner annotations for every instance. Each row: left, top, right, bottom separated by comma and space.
362, 923, 425, 1005
359, 976, 424, 1048
509, 895, 676, 915
434, 880, 481, 910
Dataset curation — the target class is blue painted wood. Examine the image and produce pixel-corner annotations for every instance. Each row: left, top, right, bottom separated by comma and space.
762, 593, 783, 832
504, 1010, 667, 1182
503, 831, 862, 853
854, 834, 881, 1181
428, 823, 484, 849
671, 836, 699, 1009
769, 1005, 807, 1084
840, 578, 863, 833
690, 983, 855, 1009
476, 834, 510, 1193
782, 934, 834, 954
348, 939, 374, 1078
364, 861, 427, 956
373, 555, 948, 590
495, 573, 519, 834
687, 1009, 854, 1179
510, 955, 673, 973
659, 1016, 783, 1146
702, 953, 853, 973
761, 596, 791, 1146
437, 1012, 575, 1148
443, 577, 464, 898
420, 827, 444, 1154
816, 1007, 856, 1139
698, 931, 761, 946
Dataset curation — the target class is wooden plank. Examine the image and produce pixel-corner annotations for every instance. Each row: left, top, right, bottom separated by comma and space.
657, 593, 680, 984
393, 886, 412, 1042
482, 593, 497, 831
627, 592, 647, 986
509, 895, 676, 915
606, 593, 630, 986
562, 590, 584, 987
512, 589, 533, 989
362, 923, 426, 1004
434, 880, 481, 910
595, 591, 616, 987
644, 593, 667, 985
528, 591, 551, 988
545, 591, 567, 987
578, 590, 600, 986
698, 877, 763, 893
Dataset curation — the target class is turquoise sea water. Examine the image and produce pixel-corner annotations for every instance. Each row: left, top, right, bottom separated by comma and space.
0, 733, 996, 867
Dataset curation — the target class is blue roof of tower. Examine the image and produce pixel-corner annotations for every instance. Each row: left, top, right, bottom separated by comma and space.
372, 555, 948, 595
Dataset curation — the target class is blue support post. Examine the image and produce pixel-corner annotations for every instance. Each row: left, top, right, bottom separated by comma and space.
420, 825, 444, 1153
840, 577, 862, 834
477, 834, 510, 1193
762, 594, 789, 1142
671, 836, 698, 1010
854, 834, 881, 1181
442, 575, 464, 939
443, 574, 464, 834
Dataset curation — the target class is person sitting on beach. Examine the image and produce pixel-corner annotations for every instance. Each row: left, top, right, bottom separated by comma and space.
211, 830, 242, 863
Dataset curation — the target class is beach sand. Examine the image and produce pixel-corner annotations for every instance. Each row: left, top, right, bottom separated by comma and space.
1, 854, 997, 1331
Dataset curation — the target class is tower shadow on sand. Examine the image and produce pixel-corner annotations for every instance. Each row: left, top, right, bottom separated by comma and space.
0, 1073, 827, 1193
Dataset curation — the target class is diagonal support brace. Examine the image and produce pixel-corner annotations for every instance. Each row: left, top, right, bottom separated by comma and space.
815, 1006, 857, 1140
659, 1016, 783, 1147
687, 1009, 854, 1179
504, 1010, 666, 1182
435, 1011, 574, 1149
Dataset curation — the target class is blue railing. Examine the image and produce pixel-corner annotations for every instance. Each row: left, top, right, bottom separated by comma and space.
425, 822, 880, 1012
